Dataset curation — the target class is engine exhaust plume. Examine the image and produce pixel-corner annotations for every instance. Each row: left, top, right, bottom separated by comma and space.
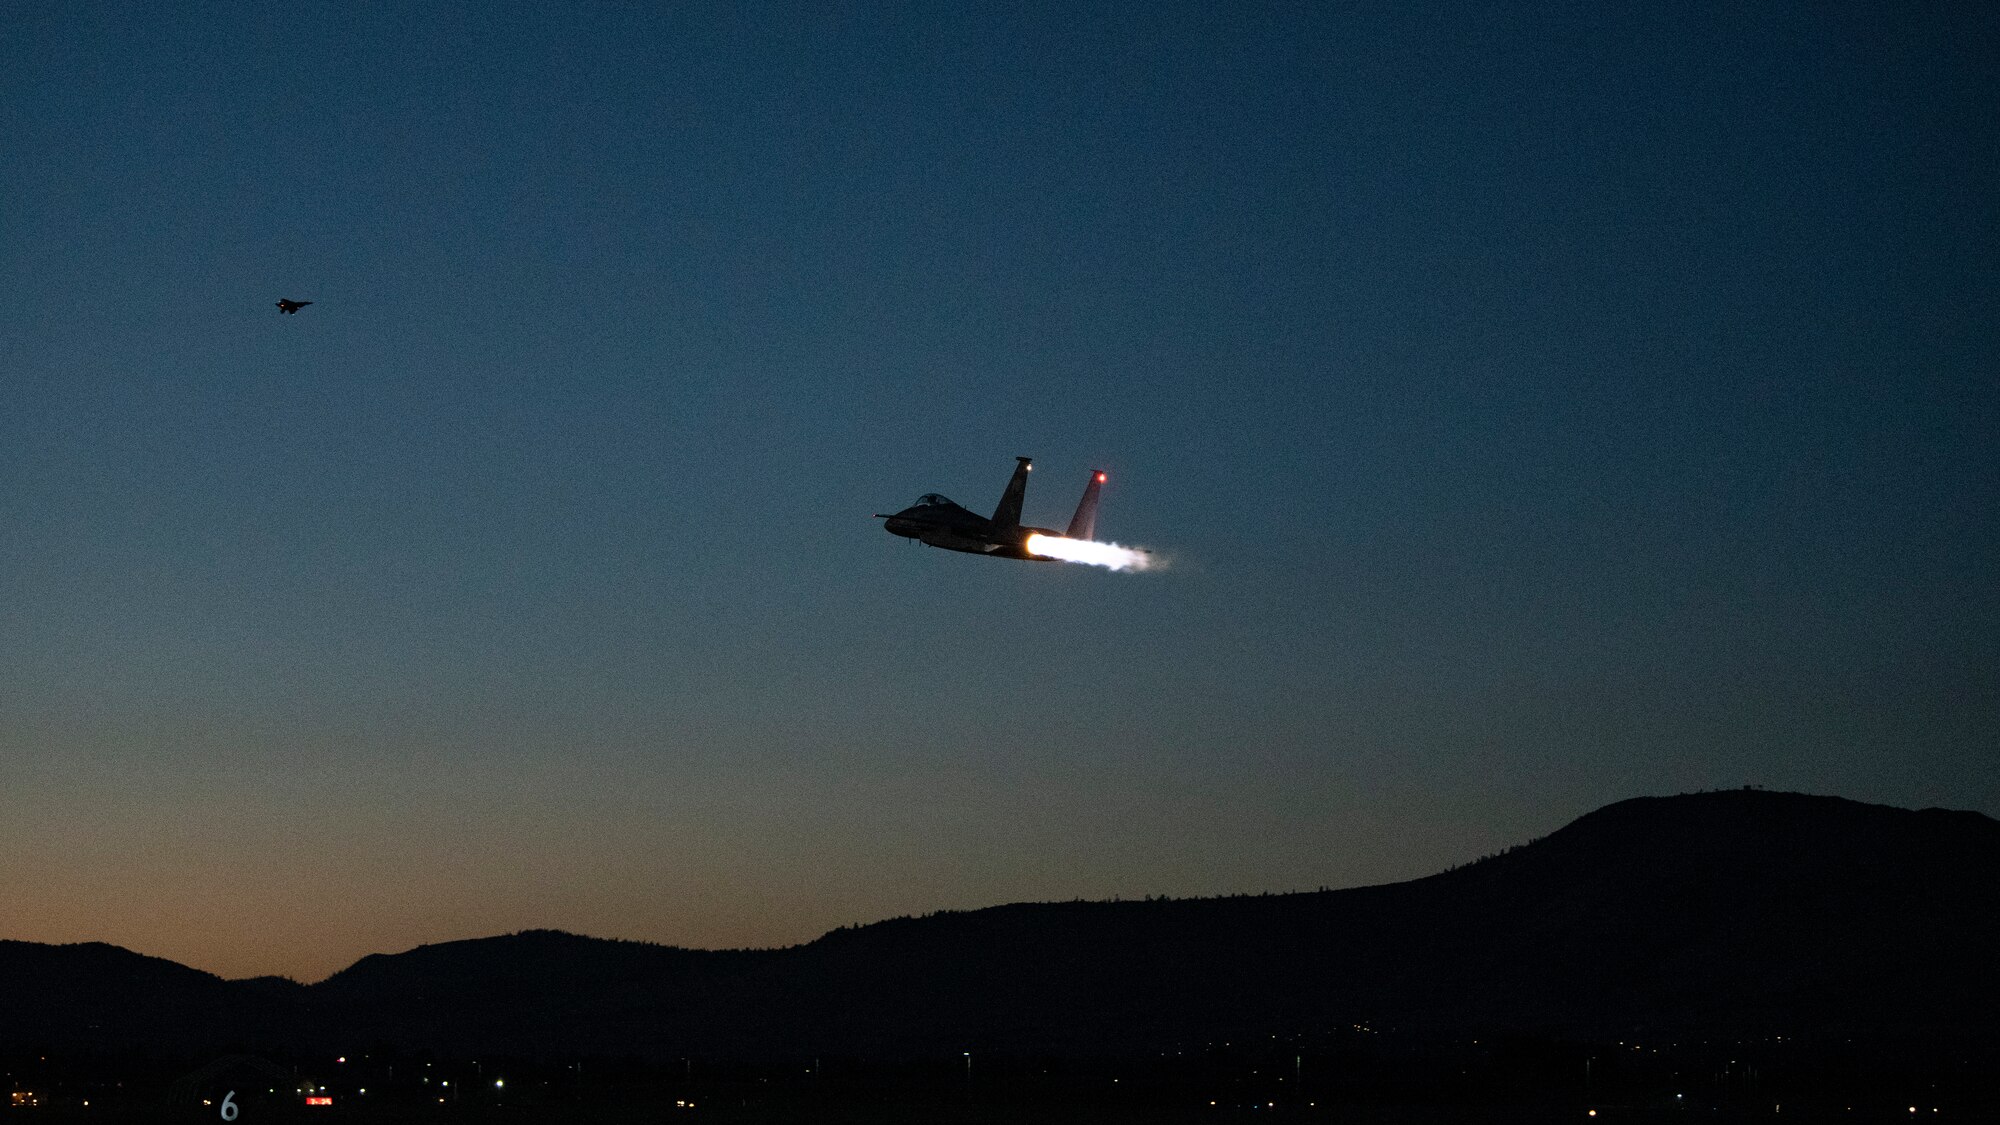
1025, 533, 1157, 572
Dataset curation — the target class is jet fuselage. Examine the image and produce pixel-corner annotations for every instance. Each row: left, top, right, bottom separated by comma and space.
877, 457, 1104, 561
880, 498, 1063, 559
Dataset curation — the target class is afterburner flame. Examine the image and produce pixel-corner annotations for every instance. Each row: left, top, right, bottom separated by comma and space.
1025, 533, 1155, 572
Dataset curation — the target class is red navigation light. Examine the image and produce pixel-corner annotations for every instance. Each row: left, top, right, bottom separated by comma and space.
1096, 472, 1106, 482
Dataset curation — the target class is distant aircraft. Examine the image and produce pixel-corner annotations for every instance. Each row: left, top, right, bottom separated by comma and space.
276, 299, 312, 314
876, 457, 1105, 560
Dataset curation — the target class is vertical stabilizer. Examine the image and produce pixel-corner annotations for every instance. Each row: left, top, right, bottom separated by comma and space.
1066, 471, 1105, 540
991, 457, 1033, 528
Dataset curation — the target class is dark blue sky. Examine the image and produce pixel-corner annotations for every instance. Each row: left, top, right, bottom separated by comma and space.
3, 2, 1994, 980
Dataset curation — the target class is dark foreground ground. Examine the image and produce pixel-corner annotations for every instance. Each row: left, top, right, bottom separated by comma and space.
2, 1096, 1984, 1125
7, 1032, 1993, 1125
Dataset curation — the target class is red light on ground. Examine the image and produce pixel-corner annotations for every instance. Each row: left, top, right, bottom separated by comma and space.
306, 1097, 333, 1106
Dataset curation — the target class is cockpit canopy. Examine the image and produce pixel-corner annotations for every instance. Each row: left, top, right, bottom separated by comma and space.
915, 493, 957, 508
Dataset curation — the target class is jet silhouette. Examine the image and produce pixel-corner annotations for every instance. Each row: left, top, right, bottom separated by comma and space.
876, 457, 1104, 560
276, 299, 312, 314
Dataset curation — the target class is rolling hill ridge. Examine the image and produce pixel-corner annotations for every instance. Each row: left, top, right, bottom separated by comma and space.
6, 790, 1996, 1058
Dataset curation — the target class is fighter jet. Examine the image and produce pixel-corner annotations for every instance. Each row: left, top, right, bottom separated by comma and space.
276, 299, 312, 314
876, 457, 1104, 560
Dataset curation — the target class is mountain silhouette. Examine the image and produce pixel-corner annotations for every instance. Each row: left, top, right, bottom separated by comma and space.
0, 940, 304, 1049
6, 790, 1996, 1059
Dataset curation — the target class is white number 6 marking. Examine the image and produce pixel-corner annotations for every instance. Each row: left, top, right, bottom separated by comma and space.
220, 1091, 238, 1121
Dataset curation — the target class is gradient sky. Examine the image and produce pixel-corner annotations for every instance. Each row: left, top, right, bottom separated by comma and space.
3, 2, 1995, 982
